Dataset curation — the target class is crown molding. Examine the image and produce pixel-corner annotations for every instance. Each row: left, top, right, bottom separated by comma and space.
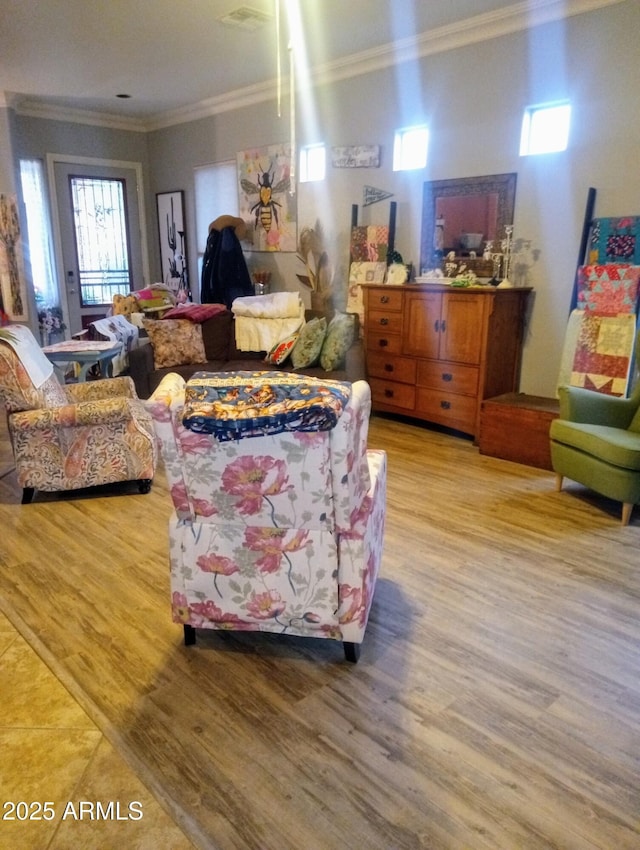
12, 99, 147, 132
12, 0, 626, 133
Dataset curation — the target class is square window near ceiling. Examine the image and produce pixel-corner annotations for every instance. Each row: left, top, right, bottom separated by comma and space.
300, 144, 326, 183
520, 102, 571, 156
393, 126, 429, 171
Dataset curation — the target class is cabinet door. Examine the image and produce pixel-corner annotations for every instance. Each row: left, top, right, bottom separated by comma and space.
440, 293, 486, 364
403, 292, 441, 358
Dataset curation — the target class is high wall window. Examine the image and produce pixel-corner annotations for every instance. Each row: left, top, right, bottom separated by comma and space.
299, 144, 326, 183
19, 159, 58, 308
393, 125, 429, 171
520, 102, 571, 156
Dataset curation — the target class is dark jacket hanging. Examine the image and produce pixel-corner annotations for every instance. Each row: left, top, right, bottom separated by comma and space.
200, 226, 254, 308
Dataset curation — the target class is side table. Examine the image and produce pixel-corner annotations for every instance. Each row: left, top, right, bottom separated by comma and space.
42, 340, 122, 383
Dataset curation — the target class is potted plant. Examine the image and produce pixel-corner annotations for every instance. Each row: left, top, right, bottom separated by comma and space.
296, 222, 334, 316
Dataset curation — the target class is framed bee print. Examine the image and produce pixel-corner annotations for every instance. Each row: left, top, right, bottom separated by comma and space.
237, 144, 297, 252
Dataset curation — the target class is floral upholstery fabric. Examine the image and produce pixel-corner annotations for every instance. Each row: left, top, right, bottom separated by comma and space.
0, 334, 156, 495
143, 318, 207, 369
146, 372, 386, 648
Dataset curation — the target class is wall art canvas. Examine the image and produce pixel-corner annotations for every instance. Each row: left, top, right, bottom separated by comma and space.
332, 145, 380, 168
237, 144, 296, 252
156, 191, 188, 292
0, 194, 28, 321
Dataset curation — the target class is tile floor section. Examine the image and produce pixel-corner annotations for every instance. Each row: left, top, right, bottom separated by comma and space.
0, 610, 196, 849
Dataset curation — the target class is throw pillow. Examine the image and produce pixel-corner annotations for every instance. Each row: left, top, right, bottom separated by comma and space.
161, 303, 227, 322
265, 332, 299, 366
290, 317, 327, 369
319, 312, 356, 371
143, 319, 206, 369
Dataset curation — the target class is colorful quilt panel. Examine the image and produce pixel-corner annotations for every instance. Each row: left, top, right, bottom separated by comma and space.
182, 370, 352, 440
576, 264, 640, 315
588, 217, 640, 265
568, 311, 637, 396
350, 226, 389, 262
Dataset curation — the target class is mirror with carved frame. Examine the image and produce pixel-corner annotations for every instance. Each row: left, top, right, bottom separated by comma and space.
420, 172, 517, 275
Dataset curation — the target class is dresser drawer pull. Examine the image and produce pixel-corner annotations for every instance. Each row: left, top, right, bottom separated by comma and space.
440, 400, 451, 410
384, 389, 394, 398
442, 373, 453, 382
384, 363, 394, 372
380, 295, 390, 304
378, 338, 388, 347
434, 319, 440, 332
379, 317, 389, 326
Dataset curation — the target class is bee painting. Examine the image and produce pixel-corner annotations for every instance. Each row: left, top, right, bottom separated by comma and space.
237, 144, 296, 252
241, 164, 290, 236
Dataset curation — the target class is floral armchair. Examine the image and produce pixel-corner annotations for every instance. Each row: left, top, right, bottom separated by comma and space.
0, 325, 156, 503
146, 371, 387, 662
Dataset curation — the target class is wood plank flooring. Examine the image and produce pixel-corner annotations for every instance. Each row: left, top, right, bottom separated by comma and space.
0, 411, 639, 849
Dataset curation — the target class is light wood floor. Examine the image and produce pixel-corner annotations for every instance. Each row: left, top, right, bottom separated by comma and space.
1, 412, 639, 849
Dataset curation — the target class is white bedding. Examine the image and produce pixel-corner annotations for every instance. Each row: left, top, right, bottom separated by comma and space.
232, 293, 305, 351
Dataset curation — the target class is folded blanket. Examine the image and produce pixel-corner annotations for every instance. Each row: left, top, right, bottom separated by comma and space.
90, 315, 138, 376
3, 325, 54, 388
232, 292, 302, 319
182, 370, 352, 441
234, 315, 304, 352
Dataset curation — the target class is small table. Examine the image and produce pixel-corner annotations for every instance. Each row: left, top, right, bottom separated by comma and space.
42, 340, 122, 383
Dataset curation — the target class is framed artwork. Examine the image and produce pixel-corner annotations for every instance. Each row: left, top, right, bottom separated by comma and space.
237, 144, 296, 252
156, 190, 188, 288
332, 145, 380, 168
0, 194, 28, 321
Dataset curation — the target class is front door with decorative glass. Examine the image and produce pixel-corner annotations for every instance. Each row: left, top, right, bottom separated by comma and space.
52, 159, 147, 334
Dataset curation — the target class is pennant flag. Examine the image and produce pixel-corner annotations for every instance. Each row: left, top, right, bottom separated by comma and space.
363, 186, 394, 207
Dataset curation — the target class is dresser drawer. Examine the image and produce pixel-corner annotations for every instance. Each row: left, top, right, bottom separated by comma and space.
370, 378, 416, 411
368, 310, 404, 334
367, 352, 416, 384
367, 332, 403, 355
365, 288, 403, 312
417, 360, 479, 396
415, 388, 477, 434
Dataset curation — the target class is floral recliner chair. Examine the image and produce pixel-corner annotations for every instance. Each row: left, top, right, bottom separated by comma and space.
146, 370, 387, 662
0, 325, 156, 503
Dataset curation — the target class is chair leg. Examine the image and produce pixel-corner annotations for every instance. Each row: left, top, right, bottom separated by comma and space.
554, 473, 563, 492
621, 503, 633, 526
343, 642, 360, 663
21, 487, 35, 504
184, 624, 196, 646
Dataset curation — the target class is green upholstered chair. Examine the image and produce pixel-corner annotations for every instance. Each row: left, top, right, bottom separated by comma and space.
550, 382, 640, 525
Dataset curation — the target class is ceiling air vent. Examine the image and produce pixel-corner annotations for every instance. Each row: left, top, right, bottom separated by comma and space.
217, 6, 273, 31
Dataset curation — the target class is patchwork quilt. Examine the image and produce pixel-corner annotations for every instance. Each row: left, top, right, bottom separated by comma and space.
182, 370, 352, 440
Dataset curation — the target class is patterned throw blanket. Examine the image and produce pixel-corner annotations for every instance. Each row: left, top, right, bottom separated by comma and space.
182, 371, 351, 441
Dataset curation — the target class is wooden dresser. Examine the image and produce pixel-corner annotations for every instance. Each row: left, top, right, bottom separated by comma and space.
363, 283, 531, 438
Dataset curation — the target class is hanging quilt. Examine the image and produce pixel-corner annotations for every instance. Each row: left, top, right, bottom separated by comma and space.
576, 264, 640, 315
560, 310, 637, 396
588, 217, 640, 265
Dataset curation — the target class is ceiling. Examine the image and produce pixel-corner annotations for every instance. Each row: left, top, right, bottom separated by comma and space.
0, 0, 624, 131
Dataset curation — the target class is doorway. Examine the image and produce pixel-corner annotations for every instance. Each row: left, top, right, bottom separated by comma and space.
48, 155, 150, 334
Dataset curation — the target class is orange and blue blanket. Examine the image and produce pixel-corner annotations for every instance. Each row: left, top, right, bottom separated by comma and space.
182, 371, 351, 440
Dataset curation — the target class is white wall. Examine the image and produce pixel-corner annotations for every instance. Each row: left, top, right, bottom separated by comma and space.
144, 2, 640, 397
9, 1, 640, 397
